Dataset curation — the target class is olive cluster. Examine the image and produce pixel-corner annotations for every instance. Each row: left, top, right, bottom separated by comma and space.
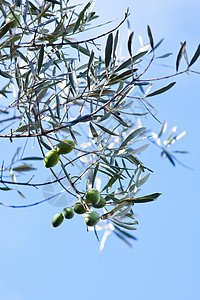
44, 139, 75, 168
52, 189, 106, 228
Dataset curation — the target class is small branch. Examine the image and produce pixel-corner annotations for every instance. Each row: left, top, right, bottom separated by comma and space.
7, 11, 129, 49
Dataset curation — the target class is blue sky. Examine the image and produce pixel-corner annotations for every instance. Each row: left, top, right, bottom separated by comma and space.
0, 1, 200, 299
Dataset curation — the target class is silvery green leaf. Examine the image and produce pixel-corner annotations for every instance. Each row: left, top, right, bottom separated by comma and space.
0, 187, 11, 191
0, 69, 12, 79
12, 164, 37, 172
95, 124, 118, 136
91, 163, 99, 188
45, 0, 60, 4
161, 150, 175, 166
68, 61, 78, 94
73, 0, 93, 33
69, 43, 90, 57
113, 30, 119, 63
176, 41, 186, 72
0, 23, 12, 39
146, 82, 176, 98
126, 155, 144, 170
56, 95, 60, 120
113, 231, 132, 247
120, 127, 146, 149
40, 58, 54, 74
131, 193, 161, 203
113, 114, 129, 127
23, 0, 28, 23
39, 138, 51, 150
105, 33, 113, 69
157, 120, 167, 138
138, 173, 150, 187
48, 106, 58, 124
189, 44, 200, 67
130, 144, 149, 155
15, 65, 21, 89
128, 31, 134, 57
114, 51, 148, 73
89, 122, 98, 140
115, 226, 137, 240
38, 44, 44, 74
101, 176, 119, 192
147, 25, 154, 51
156, 53, 173, 59
21, 157, 43, 160
111, 219, 137, 230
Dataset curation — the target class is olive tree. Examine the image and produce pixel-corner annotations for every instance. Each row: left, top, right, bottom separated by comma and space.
0, 0, 199, 248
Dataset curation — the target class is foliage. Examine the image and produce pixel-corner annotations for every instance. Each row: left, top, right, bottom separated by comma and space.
0, 0, 199, 249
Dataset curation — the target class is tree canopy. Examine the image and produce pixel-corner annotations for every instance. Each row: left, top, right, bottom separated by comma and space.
0, 0, 199, 248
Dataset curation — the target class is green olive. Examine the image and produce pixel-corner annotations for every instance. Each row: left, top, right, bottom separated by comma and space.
92, 196, 106, 208
52, 213, 64, 227
84, 211, 100, 227
62, 207, 74, 219
85, 188, 100, 205
6, 13, 20, 29
44, 150, 59, 168
74, 201, 88, 214
56, 140, 75, 155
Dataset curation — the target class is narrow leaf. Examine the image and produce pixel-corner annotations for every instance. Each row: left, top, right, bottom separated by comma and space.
115, 226, 137, 240
146, 82, 176, 97
158, 120, 167, 138
101, 175, 119, 192
156, 53, 173, 59
22, 0, 28, 23
95, 124, 118, 136
21, 157, 43, 160
0, 22, 11, 39
131, 193, 161, 203
147, 25, 154, 50
128, 31, 134, 57
189, 44, 200, 67
56, 94, 60, 120
73, 1, 92, 33
38, 44, 44, 74
120, 127, 146, 149
114, 51, 148, 73
12, 164, 37, 172
45, 0, 60, 4
105, 33, 113, 69
113, 30, 119, 63
89, 122, 98, 139
40, 138, 51, 150
114, 231, 132, 247
111, 219, 137, 230
176, 41, 186, 72
130, 144, 149, 155
161, 150, 175, 166
0, 69, 12, 79
0, 187, 11, 191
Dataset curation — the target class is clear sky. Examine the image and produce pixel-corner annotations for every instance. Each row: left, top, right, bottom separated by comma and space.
0, 1, 200, 300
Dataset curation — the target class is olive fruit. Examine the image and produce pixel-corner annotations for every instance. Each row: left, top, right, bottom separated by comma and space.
74, 201, 88, 214
92, 196, 106, 209
44, 149, 59, 168
6, 13, 20, 29
62, 207, 74, 219
56, 140, 75, 155
84, 211, 100, 227
85, 188, 100, 205
52, 213, 64, 227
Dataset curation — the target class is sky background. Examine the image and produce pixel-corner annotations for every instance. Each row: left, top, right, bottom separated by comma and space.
0, 0, 200, 299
